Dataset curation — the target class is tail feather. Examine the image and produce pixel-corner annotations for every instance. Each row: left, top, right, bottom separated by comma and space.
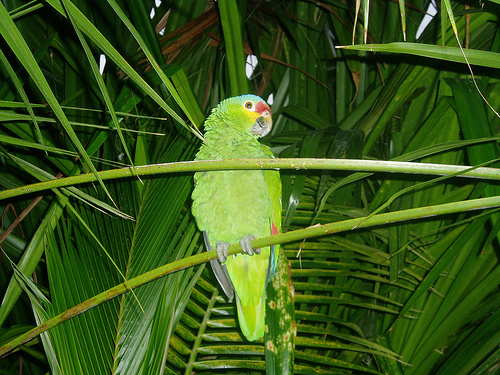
236, 296, 265, 341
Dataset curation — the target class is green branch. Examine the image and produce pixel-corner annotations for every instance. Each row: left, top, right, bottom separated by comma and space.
1, 158, 499, 201
0, 195, 499, 357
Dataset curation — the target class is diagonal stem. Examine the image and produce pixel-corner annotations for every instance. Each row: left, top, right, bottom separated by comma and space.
0, 195, 498, 357
0, 196, 43, 245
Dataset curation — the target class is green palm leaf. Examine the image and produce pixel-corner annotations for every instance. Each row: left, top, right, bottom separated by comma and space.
1, 1, 499, 374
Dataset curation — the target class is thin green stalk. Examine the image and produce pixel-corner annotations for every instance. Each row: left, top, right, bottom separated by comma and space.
1, 159, 498, 201
184, 289, 219, 374
0, 196, 498, 357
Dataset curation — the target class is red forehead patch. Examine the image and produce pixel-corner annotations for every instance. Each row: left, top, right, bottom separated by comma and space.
255, 101, 270, 114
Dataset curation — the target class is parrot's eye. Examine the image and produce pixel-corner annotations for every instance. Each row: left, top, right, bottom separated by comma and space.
244, 101, 255, 110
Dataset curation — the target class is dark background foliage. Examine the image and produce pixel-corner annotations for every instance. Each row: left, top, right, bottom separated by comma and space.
0, 0, 499, 374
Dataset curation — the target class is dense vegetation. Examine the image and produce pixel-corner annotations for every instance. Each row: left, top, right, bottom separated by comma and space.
0, 0, 499, 374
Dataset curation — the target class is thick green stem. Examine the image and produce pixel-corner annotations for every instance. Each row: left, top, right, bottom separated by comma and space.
1, 158, 499, 201
0, 195, 498, 357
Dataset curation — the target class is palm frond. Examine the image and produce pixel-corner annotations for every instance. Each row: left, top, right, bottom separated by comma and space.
1, 0, 499, 374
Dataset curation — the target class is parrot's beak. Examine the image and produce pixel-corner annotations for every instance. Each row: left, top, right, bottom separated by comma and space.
251, 102, 272, 137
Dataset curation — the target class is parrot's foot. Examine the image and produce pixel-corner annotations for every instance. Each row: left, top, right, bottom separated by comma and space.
240, 235, 260, 256
216, 242, 230, 263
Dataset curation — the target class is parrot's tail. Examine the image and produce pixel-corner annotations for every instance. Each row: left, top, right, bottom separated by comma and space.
236, 296, 265, 341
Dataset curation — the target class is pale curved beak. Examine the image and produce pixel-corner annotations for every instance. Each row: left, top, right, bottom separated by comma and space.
251, 110, 272, 137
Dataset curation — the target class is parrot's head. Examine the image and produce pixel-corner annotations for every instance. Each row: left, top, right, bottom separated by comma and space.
214, 94, 272, 137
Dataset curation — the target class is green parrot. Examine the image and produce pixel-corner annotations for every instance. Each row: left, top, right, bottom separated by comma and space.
191, 94, 281, 341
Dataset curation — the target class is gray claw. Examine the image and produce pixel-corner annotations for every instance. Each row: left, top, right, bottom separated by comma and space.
240, 235, 260, 256
216, 242, 229, 263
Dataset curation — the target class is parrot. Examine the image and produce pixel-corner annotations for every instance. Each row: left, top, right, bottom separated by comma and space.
191, 94, 281, 341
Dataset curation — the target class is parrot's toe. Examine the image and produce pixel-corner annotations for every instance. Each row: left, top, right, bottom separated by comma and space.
216, 242, 229, 263
240, 235, 259, 256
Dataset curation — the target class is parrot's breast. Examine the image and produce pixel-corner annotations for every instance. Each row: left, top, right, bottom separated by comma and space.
192, 132, 272, 241
192, 169, 270, 243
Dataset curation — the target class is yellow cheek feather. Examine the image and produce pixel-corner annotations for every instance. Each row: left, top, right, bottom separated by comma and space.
243, 108, 260, 122
229, 106, 260, 132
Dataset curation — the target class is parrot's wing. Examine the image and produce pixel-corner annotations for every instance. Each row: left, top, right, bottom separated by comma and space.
266, 244, 277, 284
266, 220, 280, 283
203, 231, 235, 301
263, 159, 282, 284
